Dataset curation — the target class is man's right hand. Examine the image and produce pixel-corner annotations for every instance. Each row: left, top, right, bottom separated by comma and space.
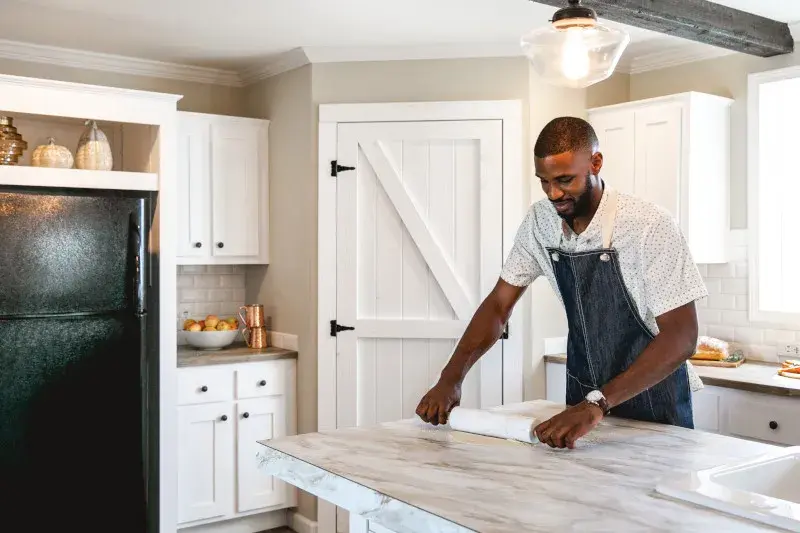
415, 379, 462, 426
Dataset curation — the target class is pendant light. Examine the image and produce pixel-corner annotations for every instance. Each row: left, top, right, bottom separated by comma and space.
521, 0, 630, 89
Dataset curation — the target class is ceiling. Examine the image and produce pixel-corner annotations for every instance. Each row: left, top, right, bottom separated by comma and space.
0, 0, 798, 81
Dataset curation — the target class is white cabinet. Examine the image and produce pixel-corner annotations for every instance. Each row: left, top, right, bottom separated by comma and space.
545, 361, 566, 405
177, 111, 269, 265
543, 362, 799, 446
176, 359, 297, 529
588, 92, 733, 264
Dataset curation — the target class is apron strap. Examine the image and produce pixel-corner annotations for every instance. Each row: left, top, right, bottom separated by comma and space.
601, 188, 619, 249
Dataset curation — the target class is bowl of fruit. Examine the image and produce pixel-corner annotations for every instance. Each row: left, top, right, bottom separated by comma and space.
182, 315, 240, 350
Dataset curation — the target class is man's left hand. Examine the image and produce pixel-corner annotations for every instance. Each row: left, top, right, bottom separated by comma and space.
533, 401, 603, 449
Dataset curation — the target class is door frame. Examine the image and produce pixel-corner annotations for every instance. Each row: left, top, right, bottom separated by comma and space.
316, 101, 524, 531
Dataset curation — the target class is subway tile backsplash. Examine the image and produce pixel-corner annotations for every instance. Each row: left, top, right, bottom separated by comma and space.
697, 230, 796, 362
176, 265, 246, 318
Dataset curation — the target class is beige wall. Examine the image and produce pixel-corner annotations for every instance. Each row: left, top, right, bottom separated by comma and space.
0, 58, 245, 115
629, 52, 800, 229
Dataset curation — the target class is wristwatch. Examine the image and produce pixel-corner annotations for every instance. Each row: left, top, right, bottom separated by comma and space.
585, 390, 610, 415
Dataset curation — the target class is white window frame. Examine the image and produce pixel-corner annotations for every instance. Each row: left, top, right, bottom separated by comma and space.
747, 65, 800, 327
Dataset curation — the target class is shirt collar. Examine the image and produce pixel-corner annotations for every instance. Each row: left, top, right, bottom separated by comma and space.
560, 180, 609, 241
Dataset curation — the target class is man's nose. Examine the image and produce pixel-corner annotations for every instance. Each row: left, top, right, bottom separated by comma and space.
547, 184, 564, 201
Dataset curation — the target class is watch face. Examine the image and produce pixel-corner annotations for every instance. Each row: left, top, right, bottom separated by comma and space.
586, 390, 604, 402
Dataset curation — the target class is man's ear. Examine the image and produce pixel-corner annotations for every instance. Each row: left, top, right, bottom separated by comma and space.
591, 151, 603, 176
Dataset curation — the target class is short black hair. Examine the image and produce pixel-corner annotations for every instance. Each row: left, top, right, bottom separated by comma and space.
534, 116, 598, 158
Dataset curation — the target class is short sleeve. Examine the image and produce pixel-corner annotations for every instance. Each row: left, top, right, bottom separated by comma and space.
643, 213, 708, 317
500, 210, 543, 287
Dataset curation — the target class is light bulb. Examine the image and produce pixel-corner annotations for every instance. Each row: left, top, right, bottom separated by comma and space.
560, 28, 590, 81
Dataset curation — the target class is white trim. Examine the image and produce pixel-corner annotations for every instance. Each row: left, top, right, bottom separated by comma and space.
304, 42, 523, 64
178, 510, 287, 533
0, 38, 242, 87
238, 48, 310, 85
619, 40, 736, 75
747, 66, 800, 328
320, 99, 523, 124
360, 140, 475, 320
0, 166, 158, 191
290, 511, 319, 533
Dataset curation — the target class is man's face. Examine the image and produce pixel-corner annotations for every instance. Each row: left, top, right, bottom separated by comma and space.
534, 149, 603, 220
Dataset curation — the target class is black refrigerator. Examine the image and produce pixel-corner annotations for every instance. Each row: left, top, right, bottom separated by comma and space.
0, 185, 160, 533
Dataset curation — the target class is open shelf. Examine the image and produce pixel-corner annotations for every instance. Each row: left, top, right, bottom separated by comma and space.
0, 165, 158, 191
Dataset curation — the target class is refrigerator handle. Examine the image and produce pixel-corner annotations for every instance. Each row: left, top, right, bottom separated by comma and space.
131, 200, 147, 317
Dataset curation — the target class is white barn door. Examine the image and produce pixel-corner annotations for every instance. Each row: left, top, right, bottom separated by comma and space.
317, 101, 523, 533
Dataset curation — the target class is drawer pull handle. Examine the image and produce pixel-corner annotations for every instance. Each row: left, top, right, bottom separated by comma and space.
200, 385, 208, 392
242, 412, 250, 419
769, 421, 778, 430
220, 415, 228, 422
258, 380, 267, 386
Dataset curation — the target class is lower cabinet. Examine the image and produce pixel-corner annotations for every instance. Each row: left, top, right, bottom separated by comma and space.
177, 359, 297, 528
544, 361, 799, 446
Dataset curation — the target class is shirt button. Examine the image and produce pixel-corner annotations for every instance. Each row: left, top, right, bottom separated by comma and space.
551, 252, 559, 262
600, 253, 610, 262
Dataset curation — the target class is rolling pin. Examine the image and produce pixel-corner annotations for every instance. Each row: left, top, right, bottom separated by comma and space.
446, 407, 539, 444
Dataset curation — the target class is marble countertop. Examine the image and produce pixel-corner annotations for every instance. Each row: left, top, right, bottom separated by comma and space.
177, 342, 297, 367
258, 400, 784, 532
544, 354, 800, 397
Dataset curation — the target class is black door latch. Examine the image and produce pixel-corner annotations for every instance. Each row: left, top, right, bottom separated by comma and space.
330, 320, 355, 336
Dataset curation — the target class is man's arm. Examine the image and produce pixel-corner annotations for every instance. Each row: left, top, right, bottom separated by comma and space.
416, 278, 526, 425
601, 301, 698, 409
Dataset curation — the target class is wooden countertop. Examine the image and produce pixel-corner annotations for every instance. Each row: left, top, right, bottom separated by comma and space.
177, 342, 297, 367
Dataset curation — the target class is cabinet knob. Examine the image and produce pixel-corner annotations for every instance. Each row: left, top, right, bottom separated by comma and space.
258, 380, 267, 386
769, 420, 778, 430
217, 242, 224, 249
220, 415, 228, 422
200, 385, 208, 392
194, 242, 202, 248
242, 412, 250, 419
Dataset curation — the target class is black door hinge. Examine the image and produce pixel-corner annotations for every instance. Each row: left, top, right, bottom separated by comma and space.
330, 320, 355, 337
502, 324, 509, 340
330, 160, 355, 177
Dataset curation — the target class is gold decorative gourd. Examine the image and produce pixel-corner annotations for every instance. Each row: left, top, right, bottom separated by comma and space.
32, 137, 74, 169
75, 120, 113, 171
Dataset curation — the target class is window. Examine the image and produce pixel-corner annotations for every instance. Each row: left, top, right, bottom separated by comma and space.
748, 66, 800, 326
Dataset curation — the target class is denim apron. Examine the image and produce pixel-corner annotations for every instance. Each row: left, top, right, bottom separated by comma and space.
547, 188, 694, 428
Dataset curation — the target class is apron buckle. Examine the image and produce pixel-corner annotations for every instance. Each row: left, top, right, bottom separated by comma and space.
600, 253, 610, 262
551, 252, 559, 262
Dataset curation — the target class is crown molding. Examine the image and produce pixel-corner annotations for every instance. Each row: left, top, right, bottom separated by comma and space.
238, 48, 310, 85
0, 38, 243, 87
302, 42, 523, 63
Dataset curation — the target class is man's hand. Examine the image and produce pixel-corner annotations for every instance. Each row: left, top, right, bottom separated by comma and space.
415, 379, 462, 426
533, 402, 603, 449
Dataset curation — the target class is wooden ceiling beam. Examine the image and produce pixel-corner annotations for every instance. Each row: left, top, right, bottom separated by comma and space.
530, 0, 794, 57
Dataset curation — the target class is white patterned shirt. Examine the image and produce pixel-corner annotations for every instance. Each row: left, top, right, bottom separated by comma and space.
501, 186, 708, 389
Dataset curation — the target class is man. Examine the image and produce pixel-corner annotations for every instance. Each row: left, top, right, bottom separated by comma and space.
416, 117, 707, 449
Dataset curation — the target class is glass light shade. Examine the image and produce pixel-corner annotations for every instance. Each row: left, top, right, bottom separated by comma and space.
521, 19, 630, 89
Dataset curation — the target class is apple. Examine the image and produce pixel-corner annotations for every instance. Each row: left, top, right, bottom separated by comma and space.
187, 323, 202, 332
216, 321, 232, 331
205, 315, 220, 328
225, 317, 238, 328
203, 326, 216, 332
197, 320, 205, 329
183, 319, 196, 331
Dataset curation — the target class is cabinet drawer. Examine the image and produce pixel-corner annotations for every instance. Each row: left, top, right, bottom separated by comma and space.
236, 362, 286, 399
724, 394, 800, 446
178, 367, 234, 406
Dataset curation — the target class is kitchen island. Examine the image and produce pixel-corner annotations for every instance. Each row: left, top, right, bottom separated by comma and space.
257, 400, 785, 532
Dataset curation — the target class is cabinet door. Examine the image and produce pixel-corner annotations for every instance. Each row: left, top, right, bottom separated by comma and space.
545, 362, 566, 405
589, 110, 636, 195
177, 403, 234, 524
633, 105, 683, 219
210, 120, 263, 259
236, 396, 289, 512
177, 114, 211, 259
692, 386, 720, 432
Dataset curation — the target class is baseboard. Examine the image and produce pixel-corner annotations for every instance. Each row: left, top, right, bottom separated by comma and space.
180, 510, 288, 533
290, 511, 319, 533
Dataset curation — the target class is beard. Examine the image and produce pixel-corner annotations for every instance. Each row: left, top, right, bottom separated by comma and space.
558, 171, 595, 226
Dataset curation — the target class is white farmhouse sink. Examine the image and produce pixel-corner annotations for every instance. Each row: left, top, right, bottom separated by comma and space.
656, 446, 800, 531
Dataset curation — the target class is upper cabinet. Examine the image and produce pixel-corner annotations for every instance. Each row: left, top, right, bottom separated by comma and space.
588, 92, 733, 264
177, 111, 269, 265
